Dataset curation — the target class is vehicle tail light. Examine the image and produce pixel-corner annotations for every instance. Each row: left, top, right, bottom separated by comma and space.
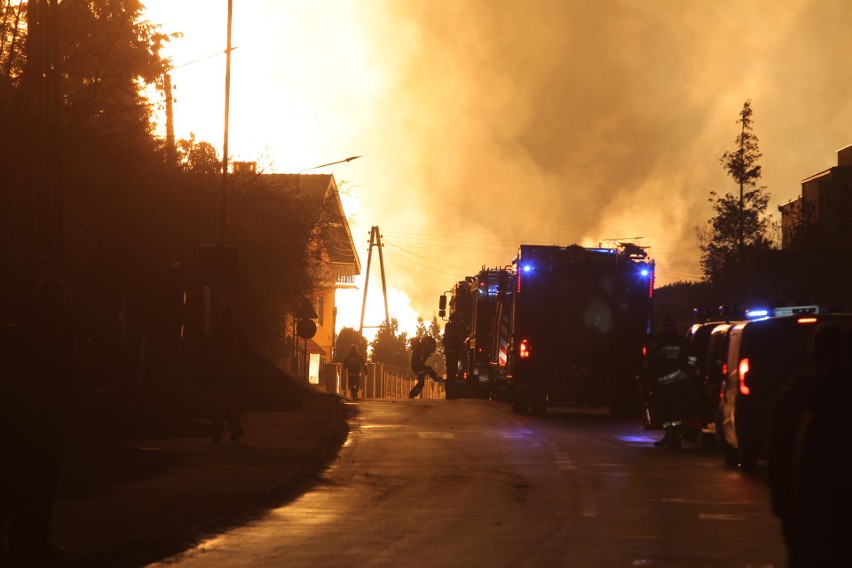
519, 338, 531, 359
738, 358, 750, 395
642, 344, 647, 357
797, 317, 817, 324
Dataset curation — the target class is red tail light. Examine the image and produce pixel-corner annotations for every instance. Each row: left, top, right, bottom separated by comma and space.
519, 338, 531, 359
642, 344, 647, 357
738, 358, 750, 395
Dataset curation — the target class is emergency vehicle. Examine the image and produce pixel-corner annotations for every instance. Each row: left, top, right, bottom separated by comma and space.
491, 244, 654, 416
439, 268, 512, 399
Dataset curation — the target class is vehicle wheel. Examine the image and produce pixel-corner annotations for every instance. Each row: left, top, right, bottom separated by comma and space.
699, 430, 717, 447
445, 384, 459, 400
530, 398, 547, 415
511, 398, 529, 415
609, 396, 638, 419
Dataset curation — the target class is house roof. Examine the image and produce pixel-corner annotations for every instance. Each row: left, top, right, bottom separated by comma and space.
256, 173, 361, 275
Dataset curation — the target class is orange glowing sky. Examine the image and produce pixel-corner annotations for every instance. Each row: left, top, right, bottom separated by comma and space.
143, 0, 852, 338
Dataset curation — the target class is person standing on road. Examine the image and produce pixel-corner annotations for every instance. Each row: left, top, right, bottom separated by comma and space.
442, 312, 464, 383
650, 317, 692, 449
343, 344, 368, 400
200, 309, 250, 444
409, 336, 441, 399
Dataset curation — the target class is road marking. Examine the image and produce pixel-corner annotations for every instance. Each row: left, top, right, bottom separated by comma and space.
698, 513, 750, 521
663, 498, 752, 505
553, 451, 576, 470
417, 432, 455, 439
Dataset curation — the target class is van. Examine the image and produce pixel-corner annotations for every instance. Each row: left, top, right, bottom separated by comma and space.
719, 313, 852, 468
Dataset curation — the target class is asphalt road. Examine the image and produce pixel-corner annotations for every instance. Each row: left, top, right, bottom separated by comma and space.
150, 398, 787, 568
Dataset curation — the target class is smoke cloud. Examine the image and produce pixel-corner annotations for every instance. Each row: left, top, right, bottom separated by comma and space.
147, 0, 852, 327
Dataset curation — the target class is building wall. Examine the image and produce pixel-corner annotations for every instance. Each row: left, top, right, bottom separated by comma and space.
314, 287, 336, 362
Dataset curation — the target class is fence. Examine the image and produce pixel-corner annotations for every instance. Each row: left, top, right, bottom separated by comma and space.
322, 362, 445, 400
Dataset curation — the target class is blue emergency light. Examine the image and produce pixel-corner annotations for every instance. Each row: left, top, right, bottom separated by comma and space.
522, 265, 533, 273
746, 308, 770, 320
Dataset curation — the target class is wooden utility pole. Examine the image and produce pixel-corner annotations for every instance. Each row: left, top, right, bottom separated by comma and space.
220, 0, 233, 247
164, 73, 176, 165
359, 226, 390, 335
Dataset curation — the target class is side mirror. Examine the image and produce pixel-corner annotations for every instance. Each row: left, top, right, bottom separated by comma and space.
438, 295, 447, 318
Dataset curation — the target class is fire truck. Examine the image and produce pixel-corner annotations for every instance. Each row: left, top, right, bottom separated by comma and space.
439, 268, 512, 399
491, 243, 654, 416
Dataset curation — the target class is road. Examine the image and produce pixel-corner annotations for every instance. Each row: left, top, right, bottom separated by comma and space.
150, 399, 786, 567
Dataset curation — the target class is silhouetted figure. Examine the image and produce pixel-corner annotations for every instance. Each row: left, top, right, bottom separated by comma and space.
342, 344, 368, 400
409, 336, 441, 399
200, 309, 249, 444
1, 278, 75, 564
442, 312, 464, 383
785, 325, 851, 567
650, 317, 691, 449
768, 322, 844, 553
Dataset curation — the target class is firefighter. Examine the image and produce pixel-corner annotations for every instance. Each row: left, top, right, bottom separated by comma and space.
650, 317, 694, 449
409, 336, 441, 399
343, 344, 368, 400
442, 312, 464, 383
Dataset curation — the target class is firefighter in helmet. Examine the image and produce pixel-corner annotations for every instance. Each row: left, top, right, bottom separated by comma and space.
650, 317, 695, 448
409, 336, 441, 399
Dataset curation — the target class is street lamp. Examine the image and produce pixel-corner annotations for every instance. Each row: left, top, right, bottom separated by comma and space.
299, 155, 362, 174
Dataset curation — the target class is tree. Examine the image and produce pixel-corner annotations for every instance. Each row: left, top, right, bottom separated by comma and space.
176, 133, 221, 175
370, 318, 411, 374
698, 100, 772, 291
334, 327, 368, 364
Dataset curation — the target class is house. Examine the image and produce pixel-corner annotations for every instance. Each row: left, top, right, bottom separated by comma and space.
253, 172, 361, 385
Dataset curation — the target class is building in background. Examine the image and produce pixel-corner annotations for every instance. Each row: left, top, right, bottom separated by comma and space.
778, 144, 852, 250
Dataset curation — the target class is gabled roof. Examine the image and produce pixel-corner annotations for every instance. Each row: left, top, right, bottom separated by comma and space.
256, 173, 361, 274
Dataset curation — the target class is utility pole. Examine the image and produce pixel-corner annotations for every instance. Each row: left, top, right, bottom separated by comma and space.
359, 226, 390, 335
164, 73, 176, 165
220, 0, 233, 247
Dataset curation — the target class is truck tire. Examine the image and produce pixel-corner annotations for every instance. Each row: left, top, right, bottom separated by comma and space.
511, 398, 529, 415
